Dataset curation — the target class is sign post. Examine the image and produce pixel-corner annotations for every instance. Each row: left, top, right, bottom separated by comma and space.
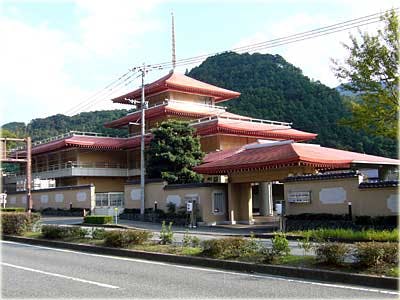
0, 193, 7, 208
114, 207, 118, 224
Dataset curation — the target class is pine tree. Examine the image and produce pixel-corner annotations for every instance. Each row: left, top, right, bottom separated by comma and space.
146, 120, 204, 184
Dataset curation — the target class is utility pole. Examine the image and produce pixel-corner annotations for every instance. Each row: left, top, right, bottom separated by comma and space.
26, 137, 32, 213
140, 63, 146, 217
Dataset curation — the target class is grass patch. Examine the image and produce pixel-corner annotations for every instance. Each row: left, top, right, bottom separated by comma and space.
277, 255, 316, 267
22, 231, 42, 238
290, 228, 398, 242
129, 243, 202, 256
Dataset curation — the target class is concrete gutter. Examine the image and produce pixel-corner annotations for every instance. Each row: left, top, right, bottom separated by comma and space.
3, 235, 398, 291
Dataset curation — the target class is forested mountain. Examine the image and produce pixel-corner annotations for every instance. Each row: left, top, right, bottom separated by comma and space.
1, 52, 396, 158
188, 52, 397, 158
1, 110, 128, 142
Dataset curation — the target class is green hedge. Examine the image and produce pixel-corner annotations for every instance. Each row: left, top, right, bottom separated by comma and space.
103, 229, 152, 247
1, 207, 25, 212
41, 225, 87, 239
84, 215, 113, 224
1, 212, 41, 235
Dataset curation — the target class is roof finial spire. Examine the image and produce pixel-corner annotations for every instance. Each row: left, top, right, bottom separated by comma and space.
171, 12, 176, 71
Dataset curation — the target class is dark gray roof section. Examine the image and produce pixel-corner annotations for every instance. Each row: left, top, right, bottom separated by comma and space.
284, 170, 359, 182
359, 181, 399, 189
164, 183, 227, 190
125, 178, 165, 185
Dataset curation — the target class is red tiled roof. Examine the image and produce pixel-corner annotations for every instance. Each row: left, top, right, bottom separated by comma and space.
193, 118, 317, 142
195, 141, 400, 174
104, 102, 248, 128
28, 135, 128, 155
111, 72, 240, 104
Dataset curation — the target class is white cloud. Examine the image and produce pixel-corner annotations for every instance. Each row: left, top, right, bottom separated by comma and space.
0, 0, 161, 125
74, 0, 162, 57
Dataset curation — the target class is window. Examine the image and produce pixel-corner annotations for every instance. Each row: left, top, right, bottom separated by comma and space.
95, 192, 124, 207
212, 191, 225, 215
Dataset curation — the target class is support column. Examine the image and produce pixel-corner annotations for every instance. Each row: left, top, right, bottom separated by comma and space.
260, 182, 273, 216
238, 183, 253, 224
227, 183, 237, 224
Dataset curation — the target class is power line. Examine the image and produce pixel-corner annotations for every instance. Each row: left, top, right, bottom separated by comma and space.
66, 8, 397, 114
148, 9, 397, 71
65, 69, 140, 116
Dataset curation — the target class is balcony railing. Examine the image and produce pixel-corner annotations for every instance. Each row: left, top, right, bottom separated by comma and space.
4, 161, 133, 183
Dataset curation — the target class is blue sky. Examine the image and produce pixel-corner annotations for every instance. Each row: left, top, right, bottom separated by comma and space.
0, 0, 397, 125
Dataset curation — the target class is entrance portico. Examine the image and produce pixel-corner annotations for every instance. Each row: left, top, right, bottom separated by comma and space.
195, 140, 400, 225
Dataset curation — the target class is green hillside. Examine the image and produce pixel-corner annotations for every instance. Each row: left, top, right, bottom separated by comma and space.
188, 52, 397, 158
1, 110, 128, 141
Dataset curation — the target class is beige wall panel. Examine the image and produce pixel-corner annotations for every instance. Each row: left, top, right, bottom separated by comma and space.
78, 151, 126, 166
285, 176, 398, 216
7, 185, 95, 211
124, 182, 228, 224
78, 177, 125, 193
231, 166, 316, 183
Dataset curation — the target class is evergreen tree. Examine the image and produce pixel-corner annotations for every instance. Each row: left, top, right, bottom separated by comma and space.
146, 120, 204, 184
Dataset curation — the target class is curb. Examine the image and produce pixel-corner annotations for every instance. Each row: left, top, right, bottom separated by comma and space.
3, 235, 398, 290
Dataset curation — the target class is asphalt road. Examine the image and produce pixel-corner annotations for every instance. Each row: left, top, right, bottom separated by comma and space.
2, 241, 398, 298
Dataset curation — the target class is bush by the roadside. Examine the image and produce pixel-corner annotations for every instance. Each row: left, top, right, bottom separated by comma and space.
315, 242, 349, 265
202, 237, 261, 259
1, 212, 41, 235
160, 221, 174, 245
1, 207, 25, 212
92, 228, 107, 240
103, 230, 152, 248
355, 242, 399, 268
41, 225, 87, 239
84, 215, 113, 224
271, 233, 290, 256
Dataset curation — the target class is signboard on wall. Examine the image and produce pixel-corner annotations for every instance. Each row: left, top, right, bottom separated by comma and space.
288, 191, 311, 203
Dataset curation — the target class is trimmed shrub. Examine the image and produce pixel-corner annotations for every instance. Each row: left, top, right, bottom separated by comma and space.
355, 242, 399, 267
315, 242, 349, 265
1, 212, 41, 235
1, 207, 25, 212
92, 228, 107, 240
103, 230, 152, 247
41, 225, 87, 239
84, 215, 113, 224
201, 237, 260, 259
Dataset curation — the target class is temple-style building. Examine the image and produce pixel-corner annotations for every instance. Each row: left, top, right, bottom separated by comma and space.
3, 71, 399, 225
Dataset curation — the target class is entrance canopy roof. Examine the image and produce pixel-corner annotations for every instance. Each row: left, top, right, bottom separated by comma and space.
195, 140, 400, 174
111, 71, 240, 104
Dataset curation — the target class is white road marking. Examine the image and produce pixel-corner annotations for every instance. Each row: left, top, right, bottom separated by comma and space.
3, 241, 398, 295
1, 262, 119, 289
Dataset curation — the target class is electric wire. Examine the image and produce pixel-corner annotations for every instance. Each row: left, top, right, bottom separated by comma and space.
64, 8, 397, 114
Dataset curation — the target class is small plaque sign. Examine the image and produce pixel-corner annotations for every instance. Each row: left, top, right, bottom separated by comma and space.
288, 191, 311, 203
